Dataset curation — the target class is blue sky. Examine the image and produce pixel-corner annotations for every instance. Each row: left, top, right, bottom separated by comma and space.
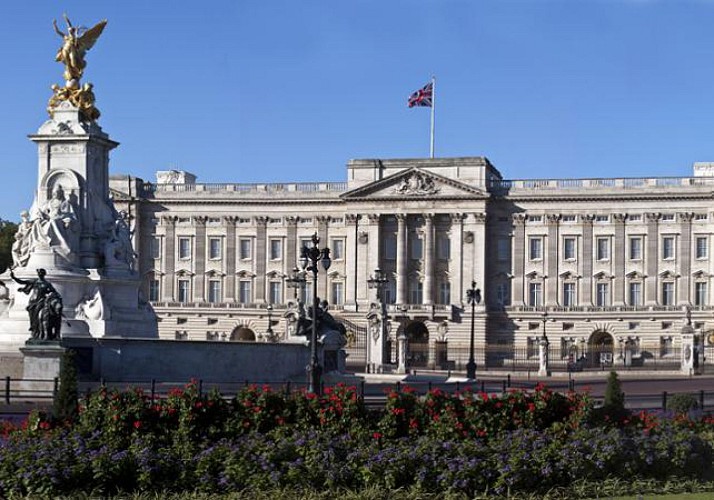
2, 0, 714, 220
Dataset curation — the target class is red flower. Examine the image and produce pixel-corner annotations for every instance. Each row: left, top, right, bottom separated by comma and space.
527, 402, 536, 412
133, 420, 142, 429
39, 421, 51, 430
372, 432, 382, 440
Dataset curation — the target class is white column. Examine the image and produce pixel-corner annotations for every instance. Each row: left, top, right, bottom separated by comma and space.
193, 216, 207, 302
396, 214, 408, 305
344, 214, 360, 310
423, 213, 434, 305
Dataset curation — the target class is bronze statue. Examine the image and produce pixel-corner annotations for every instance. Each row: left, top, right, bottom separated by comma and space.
10, 269, 63, 342
53, 14, 107, 87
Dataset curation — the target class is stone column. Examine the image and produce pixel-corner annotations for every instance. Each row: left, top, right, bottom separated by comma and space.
546, 214, 560, 306
224, 216, 237, 302
538, 336, 550, 377
512, 214, 527, 306
396, 331, 408, 374
285, 216, 298, 273
679, 213, 694, 305
317, 216, 330, 302
645, 213, 660, 305
193, 216, 207, 302
396, 214, 408, 305
357, 214, 379, 305
161, 216, 177, 301
613, 213, 627, 305
344, 214, 361, 310
423, 213, 434, 305
255, 216, 268, 303
449, 213, 466, 306
580, 215, 595, 305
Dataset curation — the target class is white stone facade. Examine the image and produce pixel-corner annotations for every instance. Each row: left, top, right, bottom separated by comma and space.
109, 157, 714, 370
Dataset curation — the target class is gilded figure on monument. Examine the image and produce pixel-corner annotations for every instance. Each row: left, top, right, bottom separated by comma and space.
53, 14, 107, 87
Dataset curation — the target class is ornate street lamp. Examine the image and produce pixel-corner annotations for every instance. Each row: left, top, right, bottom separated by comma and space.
300, 232, 331, 394
367, 268, 389, 368
285, 266, 307, 299
465, 280, 482, 380
266, 304, 274, 336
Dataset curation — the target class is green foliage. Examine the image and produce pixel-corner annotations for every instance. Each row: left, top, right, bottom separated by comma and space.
0, 220, 17, 273
53, 349, 79, 423
667, 392, 699, 414
601, 371, 627, 422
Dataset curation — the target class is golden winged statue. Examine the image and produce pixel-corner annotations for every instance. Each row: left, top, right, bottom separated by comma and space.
53, 14, 106, 88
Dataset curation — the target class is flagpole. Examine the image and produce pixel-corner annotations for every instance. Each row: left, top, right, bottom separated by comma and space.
430, 76, 436, 158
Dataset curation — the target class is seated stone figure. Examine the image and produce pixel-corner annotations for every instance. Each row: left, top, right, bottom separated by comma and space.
27, 185, 79, 263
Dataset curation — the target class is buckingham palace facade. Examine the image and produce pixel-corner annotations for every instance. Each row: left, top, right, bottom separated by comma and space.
109, 157, 714, 370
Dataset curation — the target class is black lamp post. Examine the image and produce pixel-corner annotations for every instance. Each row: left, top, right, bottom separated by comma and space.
367, 268, 389, 367
285, 266, 307, 299
465, 280, 482, 379
300, 232, 331, 394
266, 304, 273, 336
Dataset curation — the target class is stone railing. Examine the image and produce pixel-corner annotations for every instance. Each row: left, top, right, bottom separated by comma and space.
141, 181, 347, 196
488, 176, 714, 193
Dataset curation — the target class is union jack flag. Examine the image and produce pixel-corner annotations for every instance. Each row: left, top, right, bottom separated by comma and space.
408, 82, 433, 108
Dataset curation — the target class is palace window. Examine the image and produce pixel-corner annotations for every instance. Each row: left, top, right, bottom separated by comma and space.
269, 239, 282, 260
596, 237, 609, 261
239, 238, 251, 260
149, 280, 160, 302
529, 237, 542, 260
177, 279, 190, 303
269, 281, 282, 304
410, 235, 423, 260
384, 281, 396, 304
497, 238, 510, 261
409, 281, 423, 304
563, 237, 576, 261
695, 282, 707, 306
629, 237, 642, 260
208, 238, 222, 260
384, 235, 397, 260
696, 236, 708, 259
437, 234, 451, 260
628, 282, 642, 306
331, 239, 345, 260
178, 237, 191, 260
331, 282, 344, 305
596, 282, 609, 307
661, 336, 674, 357
528, 282, 542, 307
562, 282, 576, 307
496, 283, 510, 306
662, 282, 675, 306
238, 281, 252, 304
438, 282, 451, 305
150, 237, 161, 259
208, 280, 222, 303
662, 236, 675, 260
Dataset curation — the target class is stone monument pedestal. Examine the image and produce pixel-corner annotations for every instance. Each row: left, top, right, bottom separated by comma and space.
20, 342, 64, 394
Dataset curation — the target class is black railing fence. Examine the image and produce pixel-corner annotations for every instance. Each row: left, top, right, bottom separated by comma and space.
2, 376, 714, 414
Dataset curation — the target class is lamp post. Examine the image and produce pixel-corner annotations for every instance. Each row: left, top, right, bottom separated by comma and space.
465, 280, 482, 380
300, 232, 331, 394
367, 268, 389, 369
285, 266, 307, 300
266, 304, 273, 338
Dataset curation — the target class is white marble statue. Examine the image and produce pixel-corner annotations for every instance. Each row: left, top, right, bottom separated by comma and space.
11, 211, 33, 268
23, 185, 79, 263
103, 210, 135, 270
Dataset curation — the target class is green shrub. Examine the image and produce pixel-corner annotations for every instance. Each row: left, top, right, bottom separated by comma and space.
668, 392, 699, 414
53, 349, 78, 423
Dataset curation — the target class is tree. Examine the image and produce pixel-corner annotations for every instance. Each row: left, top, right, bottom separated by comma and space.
0, 219, 17, 273
53, 349, 79, 423
602, 370, 627, 421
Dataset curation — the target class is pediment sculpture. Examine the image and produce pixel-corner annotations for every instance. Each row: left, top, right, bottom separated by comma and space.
393, 171, 440, 196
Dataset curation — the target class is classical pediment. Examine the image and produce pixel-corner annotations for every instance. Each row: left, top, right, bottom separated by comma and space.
340, 167, 488, 200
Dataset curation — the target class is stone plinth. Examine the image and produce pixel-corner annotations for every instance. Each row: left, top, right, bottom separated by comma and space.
20, 342, 64, 394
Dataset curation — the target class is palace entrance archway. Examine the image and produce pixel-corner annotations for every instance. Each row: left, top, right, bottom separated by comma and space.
231, 326, 256, 341
404, 321, 430, 368
588, 330, 614, 367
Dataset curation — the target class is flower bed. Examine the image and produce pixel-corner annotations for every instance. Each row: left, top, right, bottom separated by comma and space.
0, 381, 713, 497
